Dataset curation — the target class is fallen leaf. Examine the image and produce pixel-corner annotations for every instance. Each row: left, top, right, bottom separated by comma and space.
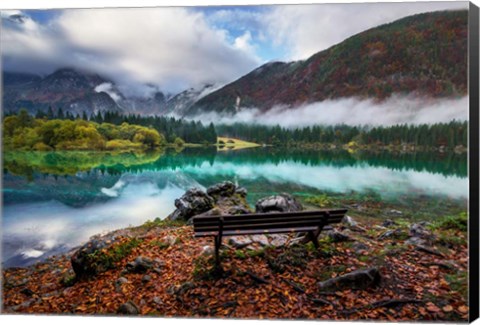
442, 305, 453, 312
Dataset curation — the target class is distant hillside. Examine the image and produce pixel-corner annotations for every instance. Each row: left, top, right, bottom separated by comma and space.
188, 10, 468, 116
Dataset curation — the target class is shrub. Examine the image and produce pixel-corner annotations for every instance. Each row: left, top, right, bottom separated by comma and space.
33, 142, 53, 151
106, 139, 143, 150
174, 137, 185, 147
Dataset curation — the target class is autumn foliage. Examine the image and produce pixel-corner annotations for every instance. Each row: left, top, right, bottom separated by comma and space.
2, 216, 469, 321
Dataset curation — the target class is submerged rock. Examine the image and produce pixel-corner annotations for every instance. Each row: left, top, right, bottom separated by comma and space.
255, 193, 303, 213
317, 268, 381, 291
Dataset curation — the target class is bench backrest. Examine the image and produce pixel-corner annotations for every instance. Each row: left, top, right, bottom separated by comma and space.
193, 209, 348, 237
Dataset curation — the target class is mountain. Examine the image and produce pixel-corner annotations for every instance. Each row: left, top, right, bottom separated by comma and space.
3, 68, 122, 115
163, 84, 221, 117
2, 68, 195, 117
188, 10, 468, 116
120, 91, 168, 116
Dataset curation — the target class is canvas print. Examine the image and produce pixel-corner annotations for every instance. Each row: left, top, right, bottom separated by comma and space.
1, 1, 478, 322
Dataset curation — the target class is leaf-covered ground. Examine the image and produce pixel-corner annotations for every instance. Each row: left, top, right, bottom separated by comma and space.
2, 217, 469, 321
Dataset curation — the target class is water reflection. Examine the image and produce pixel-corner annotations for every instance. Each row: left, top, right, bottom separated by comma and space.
2, 147, 468, 267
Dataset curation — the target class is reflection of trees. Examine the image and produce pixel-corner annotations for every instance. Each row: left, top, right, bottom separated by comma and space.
214, 148, 467, 178
3, 146, 467, 181
3, 149, 165, 179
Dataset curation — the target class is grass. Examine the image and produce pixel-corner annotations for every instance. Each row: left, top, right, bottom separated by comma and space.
86, 238, 143, 272
217, 137, 260, 151
151, 240, 171, 249
305, 194, 334, 208
139, 218, 186, 231
430, 213, 467, 232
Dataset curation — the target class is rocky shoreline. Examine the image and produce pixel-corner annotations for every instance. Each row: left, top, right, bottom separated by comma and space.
2, 182, 469, 321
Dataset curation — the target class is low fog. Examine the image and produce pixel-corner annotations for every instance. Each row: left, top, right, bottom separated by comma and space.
192, 95, 468, 127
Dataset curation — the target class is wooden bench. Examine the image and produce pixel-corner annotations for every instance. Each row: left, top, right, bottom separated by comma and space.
192, 208, 348, 269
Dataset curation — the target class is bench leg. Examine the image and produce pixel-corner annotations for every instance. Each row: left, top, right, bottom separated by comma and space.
214, 235, 222, 270
308, 230, 320, 249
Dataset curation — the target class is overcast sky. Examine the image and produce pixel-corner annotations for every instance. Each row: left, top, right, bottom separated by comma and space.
0, 1, 468, 96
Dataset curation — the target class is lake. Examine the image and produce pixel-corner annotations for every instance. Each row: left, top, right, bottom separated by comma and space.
2, 148, 468, 267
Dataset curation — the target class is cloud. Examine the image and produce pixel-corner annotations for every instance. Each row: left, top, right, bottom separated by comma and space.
1, 7, 260, 95
264, 1, 469, 60
94, 82, 122, 102
1, 2, 469, 95
188, 95, 469, 127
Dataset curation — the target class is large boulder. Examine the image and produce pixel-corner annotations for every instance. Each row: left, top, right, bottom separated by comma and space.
169, 182, 252, 221
71, 236, 120, 278
167, 188, 215, 221
207, 181, 236, 199
317, 268, 381, 291
255, 193, 303, 213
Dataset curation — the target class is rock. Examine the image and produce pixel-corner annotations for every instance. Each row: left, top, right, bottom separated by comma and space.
255, 193, 303, 213
153, 268, 163, 274
382, 219, 397, 227
71, 236, 121, 278
201, 245, 214, 256
251, 235, 269, 247
20, 288, 34, 297
405, 237, 427, 246
317, 268, 381, 291
228, 236, 253, 248
224, 205, 251, 215
352, 242, 369, 254
153, 296, 163, 305
161, 235, 177, 246
117, 301, 139, 315
167, 188, 215, 221
169, 282, 195, 296
170, 182, 252, 221
409, 223, 434, 239
378, 229, 405, 240
125, 256, 154, 273
389, 209, 403, 216
116, 277, 128, 285
343, 215, 358, 227
328, 230, 353, 243
207, 181, 236, 199
269, 234, 288, 247
142, 275, 152, 283
115, 277, 128, 293
235, 187, 248, 198
153, 258, 166, 267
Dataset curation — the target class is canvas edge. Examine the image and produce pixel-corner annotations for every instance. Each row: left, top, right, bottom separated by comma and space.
468, 1, 480, 323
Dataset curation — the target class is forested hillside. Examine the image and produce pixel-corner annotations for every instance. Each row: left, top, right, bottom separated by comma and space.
190, 10, 467, 115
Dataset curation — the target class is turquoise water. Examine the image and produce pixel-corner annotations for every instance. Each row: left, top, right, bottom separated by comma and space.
2, 148, 468, 267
